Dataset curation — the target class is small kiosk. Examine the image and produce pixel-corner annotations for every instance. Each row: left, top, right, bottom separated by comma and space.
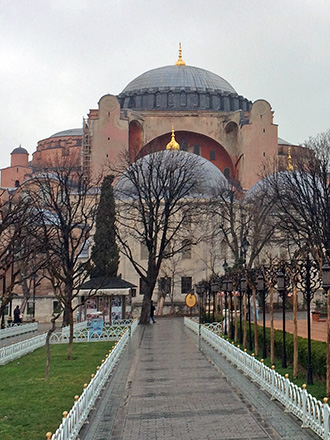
77, 277, 136, 324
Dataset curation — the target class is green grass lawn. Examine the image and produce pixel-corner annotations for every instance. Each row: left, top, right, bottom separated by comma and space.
0, 341, 115, 440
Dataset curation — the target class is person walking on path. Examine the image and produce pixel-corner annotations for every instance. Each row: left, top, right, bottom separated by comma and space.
150, 300, 156, 323
13, 305, 22, 324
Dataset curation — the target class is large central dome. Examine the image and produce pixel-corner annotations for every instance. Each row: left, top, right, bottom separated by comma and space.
118, 63, 251, 112
121, 65, 237, 95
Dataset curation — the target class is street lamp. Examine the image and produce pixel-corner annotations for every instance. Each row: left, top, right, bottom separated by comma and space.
196, 283, 205, 324
240, 275, 252, 350
239, 276, 246, 344
277, 268, 287, 368
227, 279, 234, 339
222, 279, 228, 335
211, 281, 220, 322
257, 271, 267, 359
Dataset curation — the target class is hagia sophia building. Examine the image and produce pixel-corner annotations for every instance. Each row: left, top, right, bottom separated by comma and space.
1, 46, 299, 191
0, 47, 306, 321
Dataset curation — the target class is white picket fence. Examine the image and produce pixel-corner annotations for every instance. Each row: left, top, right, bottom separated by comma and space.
0, 320, 137, 366
49, 319, 138, 440
0, 333, 47, 365
0, 322, 38, 340
184, 317, 330, 440
61, 321, 87, 337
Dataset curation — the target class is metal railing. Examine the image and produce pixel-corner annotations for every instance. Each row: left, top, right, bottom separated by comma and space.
184, 317, 330, 440
0, 322, 38, 340
48, 321, 138, 440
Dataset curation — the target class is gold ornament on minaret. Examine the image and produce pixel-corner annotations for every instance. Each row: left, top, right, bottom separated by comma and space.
166, 125, 180, 150
175, 43, 186, 66
286, 147, 294, 171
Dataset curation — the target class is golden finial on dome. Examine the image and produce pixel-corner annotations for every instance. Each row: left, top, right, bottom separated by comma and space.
166, 125, 180, 150
175, 43, 186, 66
286, 146, 294, 171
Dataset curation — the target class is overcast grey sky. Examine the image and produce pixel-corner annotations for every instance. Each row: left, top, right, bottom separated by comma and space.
1, 0, 330, 167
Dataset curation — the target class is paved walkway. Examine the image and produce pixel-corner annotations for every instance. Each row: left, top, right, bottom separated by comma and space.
261, 316, 327, 342
79, 318, 319, 440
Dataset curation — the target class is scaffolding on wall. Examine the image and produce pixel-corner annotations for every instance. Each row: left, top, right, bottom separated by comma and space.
82, 118, 92, 179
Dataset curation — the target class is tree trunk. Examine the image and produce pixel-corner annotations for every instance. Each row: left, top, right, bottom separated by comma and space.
19, 274, 30, 314
140, 288, 153, 324
253, 287, 258, 356
62, 303, 70, 327
293, 284, 298, 378
67, 308, 74, 360
45, 317, 57, 381
270, 286, 274, 365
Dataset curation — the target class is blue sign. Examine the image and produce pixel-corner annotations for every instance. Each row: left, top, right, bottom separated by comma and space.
88, 318, 104, 339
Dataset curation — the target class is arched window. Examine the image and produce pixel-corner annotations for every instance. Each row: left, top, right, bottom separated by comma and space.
224, 168, 231, 178
180, 92, 187, 107
210, 150, 215, 161
15, 180, 20, 187
194, 145, 200, 155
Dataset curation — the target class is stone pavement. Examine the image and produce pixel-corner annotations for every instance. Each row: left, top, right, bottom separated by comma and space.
79, 318, 319, 440
261, 315, 327, 342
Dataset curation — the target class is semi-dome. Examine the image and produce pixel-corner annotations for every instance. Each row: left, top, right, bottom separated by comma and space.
118, 64, 252, 112
50, 128, 83, 138
11, 146, 28, 155
115, 149, 228, 199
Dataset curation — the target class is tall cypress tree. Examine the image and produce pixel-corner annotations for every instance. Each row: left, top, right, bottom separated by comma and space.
91, 175, 119, 278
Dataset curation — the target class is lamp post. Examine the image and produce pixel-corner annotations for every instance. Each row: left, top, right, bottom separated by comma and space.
295, 255, 320, 385
211, 281, 219, 322
196, 283, 205, 324
239, 276, 245, 344
227, 279, 234, 339
222, 279, 228, 335
257, 271, 267, 359
240, 275, 252, 350
322, 259, 330, 397
277, 268, 287, 368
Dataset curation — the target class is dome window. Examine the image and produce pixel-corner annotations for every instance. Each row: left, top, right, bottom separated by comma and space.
155, 92, 161, 108
180, 92, 187, 107
168, 92, 174, 107
15, 180, 20, 188
193, 145, 200, 156
210, 150, 215, 161
224, 167, 231, 178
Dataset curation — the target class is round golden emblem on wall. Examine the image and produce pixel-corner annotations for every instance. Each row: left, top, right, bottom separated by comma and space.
185, 293, 197, 308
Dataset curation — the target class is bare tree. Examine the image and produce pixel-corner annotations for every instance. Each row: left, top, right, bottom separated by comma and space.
210, 184, 276, 270
0, 189, 40, 327
22, 164, 99, 359
267, 130, 330, 394
114, 149, 208, 324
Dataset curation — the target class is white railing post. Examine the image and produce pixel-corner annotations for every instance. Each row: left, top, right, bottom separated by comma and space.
322, 398, 329, 438
301, 384, 309, 428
